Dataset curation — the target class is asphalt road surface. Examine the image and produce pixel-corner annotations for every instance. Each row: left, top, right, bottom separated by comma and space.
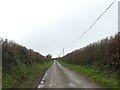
38, 60, 102, 88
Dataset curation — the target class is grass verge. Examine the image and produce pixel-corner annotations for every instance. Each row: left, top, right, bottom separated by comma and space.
60, 61, 120, 90
2, 61, 53, 88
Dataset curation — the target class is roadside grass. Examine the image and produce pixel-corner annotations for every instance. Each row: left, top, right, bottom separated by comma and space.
60, 61, 120, 90
2, 61, 53, 88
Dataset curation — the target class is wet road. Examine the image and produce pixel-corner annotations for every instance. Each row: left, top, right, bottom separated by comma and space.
38, 60, 102, 88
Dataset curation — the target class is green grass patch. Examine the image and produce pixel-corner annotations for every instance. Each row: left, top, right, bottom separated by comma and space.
60, 61, 120, 90
2, 61, 53, 88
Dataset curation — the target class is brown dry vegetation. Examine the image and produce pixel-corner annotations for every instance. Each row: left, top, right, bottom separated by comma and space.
61, 32, 120, 84
0, 38, 51, 88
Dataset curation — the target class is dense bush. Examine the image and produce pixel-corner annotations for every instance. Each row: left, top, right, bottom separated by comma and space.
0, 39, 48, 73
0, 38, 50, 88
61, 32, 120, 80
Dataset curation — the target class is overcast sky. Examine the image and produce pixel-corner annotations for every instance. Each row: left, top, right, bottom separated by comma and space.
0, 0, 118, 57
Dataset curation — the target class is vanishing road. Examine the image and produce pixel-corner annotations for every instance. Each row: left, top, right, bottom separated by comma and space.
38, 60, 102, 88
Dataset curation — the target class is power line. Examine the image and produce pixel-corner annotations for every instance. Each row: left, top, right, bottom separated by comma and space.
64, 0, 116, 51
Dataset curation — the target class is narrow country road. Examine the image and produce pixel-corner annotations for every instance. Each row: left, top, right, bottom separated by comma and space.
38, 60, 102, 88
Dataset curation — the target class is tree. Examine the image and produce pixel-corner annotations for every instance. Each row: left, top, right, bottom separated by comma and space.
46, 54, 52, 59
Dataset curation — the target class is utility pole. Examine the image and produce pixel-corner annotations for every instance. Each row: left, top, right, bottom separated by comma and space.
63, 48, 64, 56
58, 55, 60, 58
118, 1, 120, 33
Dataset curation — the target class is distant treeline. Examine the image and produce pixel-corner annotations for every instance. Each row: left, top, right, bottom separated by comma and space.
0, 38, 48, 73
61, 32, 120, 75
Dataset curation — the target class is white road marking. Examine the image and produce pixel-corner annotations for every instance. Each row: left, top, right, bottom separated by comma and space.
38, 84, 44, 88
37, 72, 48, 88
40, 81, 44, 84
